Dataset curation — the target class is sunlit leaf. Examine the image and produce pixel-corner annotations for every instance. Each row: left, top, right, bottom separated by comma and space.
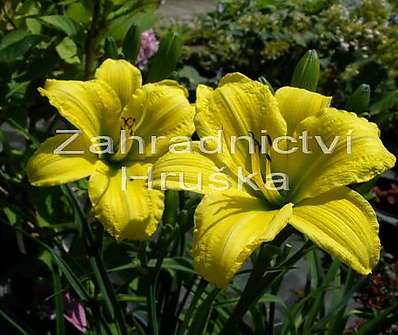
40, 15, 80, 36
55, 37, 80, 64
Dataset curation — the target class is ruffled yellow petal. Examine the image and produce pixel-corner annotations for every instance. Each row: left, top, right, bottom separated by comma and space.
27, 134, 96, 186
88, 161, 164, 240
275, 86, 331, 134
39, 79, 121, 141
95, 58, 142, 108
288, 108, 396, 201
291, 187, 380, 275
124, 80, 194, 159
193, 191, 293, 287
195, 73, 287, 174
151, 143, 237, 194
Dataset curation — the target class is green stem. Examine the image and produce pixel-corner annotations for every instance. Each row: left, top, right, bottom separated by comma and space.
63, 185, 128, 335
221, 237, 313, 335
147, 190, 180, 334
268, 282, 281, 335
52, 266, 65, 335
147, 256, 163, 335
0, 308, 33, 335
177, 279, 208, 335
176, 277, 196, 321
221, 245, 271, 335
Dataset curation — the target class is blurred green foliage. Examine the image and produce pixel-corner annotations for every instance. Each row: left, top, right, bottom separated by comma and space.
174, 0, 398, 145
0, 0, 160, 131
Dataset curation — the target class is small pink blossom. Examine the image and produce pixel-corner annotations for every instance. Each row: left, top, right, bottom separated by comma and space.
137, 29, 159, 67
64, 292, 88, 333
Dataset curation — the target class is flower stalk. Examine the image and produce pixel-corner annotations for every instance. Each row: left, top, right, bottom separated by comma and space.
221, 233, 313, 335
62, 185, 128, 335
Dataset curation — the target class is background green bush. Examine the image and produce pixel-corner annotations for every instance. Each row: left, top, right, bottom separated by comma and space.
174, 0, 398, 148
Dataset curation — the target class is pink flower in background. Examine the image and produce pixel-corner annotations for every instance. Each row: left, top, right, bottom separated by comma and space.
64, 292, 88, 333
137, 29, 159, 67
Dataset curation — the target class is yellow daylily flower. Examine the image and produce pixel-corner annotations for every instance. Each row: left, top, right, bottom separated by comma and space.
27, 59, 194, 240
152, 73, 396, 287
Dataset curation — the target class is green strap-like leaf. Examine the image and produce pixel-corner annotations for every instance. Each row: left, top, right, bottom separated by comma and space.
146, 31, 183, 83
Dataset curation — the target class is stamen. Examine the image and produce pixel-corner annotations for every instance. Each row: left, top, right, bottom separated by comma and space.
266, 134, 272, 146
249, 133, 282, 206
263, 151, 282, 204
112, 117, 136, 162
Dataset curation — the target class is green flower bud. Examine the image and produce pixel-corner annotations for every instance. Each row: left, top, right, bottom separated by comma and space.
104, 36, 118, 59
291, 49, 320, 92
346, 84, 371, 114
122, 24, 141, 63
147, 32, 183, 83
